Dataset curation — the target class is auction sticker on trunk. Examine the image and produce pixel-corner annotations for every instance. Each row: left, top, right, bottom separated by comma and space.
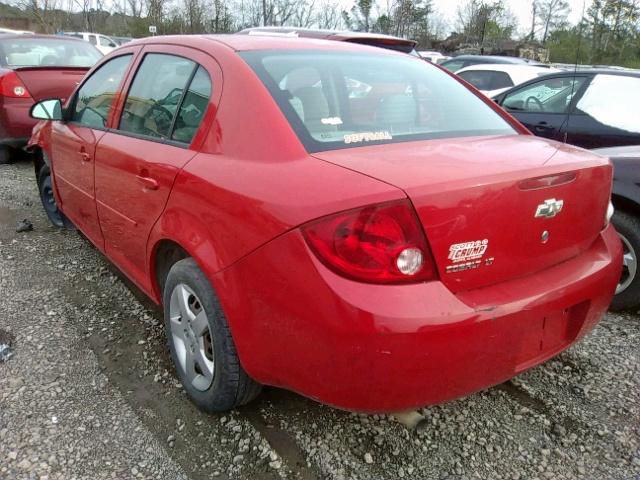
446, 239, 491, 274
448, 239, 489, 263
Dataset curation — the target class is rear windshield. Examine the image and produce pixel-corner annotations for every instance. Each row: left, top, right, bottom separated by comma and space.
241, 51, 516, 152
0, 37, 102, 68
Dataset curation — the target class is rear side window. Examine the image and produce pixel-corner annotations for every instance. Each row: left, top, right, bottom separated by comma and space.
241, 51, 515, 153
88, 35, 97, 46
459, 71, 514, 91
119, 54, 194, 139
458, 70, 493, 90
490, 71, 514, 90
576, 74, 640, 134
172, 66, 212, 144
72, 54, 132, 128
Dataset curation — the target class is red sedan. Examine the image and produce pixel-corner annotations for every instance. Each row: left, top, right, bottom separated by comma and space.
28, 35, 622, 413
0, 34, 102, 164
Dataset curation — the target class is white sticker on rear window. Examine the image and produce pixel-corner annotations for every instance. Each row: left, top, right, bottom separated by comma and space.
343, 131, 392, 144
321, 117, 343, 126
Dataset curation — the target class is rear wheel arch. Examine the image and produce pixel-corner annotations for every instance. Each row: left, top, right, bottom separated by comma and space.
151, 239, 190, 302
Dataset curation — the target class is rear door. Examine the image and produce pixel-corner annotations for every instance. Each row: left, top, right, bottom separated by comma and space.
52, 51, 136, 249
501, 75, 588, 142
94, 46, 219, 290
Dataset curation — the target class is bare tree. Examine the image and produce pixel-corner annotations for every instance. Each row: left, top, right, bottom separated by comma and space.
315, 0, 341, 29
535, 0, 570, 43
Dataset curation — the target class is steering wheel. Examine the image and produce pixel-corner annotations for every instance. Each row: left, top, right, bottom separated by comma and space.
146, 102, 174, 136
525, 96, 544, 111
79, 106, 107, 127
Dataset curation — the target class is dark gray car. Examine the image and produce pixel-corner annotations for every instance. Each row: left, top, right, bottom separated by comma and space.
594, 146, 640, 311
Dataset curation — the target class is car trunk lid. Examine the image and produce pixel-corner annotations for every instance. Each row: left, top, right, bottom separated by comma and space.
313, 135, 612, 292
12, 66, 88, 102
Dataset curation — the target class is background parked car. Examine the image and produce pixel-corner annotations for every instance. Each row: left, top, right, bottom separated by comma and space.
0, 34, 102, 164
0, 27, 34, 35
593, 145, 640, 311
419, 50, 450, 63
61, 31, 118, 55
440, 55, 533, 72
238, 27, 418, 54
493, 70, 640, 149
456, 64, 559, 98
112, 36, 133, 46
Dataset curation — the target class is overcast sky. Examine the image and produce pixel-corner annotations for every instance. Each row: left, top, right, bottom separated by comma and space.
431, 0, 588, 35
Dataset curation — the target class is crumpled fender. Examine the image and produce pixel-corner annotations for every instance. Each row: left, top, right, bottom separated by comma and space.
25, 120, 51, 156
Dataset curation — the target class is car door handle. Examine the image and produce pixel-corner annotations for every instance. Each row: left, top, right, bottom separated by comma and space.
534, 122, 552, 132
136, 175, 159, 191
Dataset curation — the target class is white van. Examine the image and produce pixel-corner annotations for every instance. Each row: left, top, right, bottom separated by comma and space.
62, 32, 117, 55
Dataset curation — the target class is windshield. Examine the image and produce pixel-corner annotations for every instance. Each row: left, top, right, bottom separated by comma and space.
241, 51, 515, 152
0, 37, 102, 68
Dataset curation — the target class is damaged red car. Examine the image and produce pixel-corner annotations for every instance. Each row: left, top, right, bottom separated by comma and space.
28, 35, 622, 413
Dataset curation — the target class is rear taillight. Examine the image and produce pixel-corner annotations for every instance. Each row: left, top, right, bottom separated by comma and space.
0, 71, 32, 99
302, 199, 438, 284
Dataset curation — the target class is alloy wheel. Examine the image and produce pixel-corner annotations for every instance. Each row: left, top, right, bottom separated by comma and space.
169, 283, 215, 391
616, 233, 638, 295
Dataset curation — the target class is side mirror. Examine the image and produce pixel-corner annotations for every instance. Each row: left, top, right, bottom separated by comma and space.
30, 99, 63, 121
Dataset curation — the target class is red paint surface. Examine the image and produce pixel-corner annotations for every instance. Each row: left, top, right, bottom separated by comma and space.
30, 35, 623, 412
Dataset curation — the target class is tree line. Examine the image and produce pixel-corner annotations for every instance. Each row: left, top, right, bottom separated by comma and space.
1, 0, 639, 67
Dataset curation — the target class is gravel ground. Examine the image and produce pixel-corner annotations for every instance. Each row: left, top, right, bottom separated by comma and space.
1, 158, 639, 480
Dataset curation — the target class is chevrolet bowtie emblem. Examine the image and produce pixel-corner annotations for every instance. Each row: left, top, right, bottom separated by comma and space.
535, 198, 564, 219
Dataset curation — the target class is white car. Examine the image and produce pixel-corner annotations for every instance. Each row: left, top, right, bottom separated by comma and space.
419, 51, 450, 64
456, 64, 558, 98
61, 32, 118, 55
0, 27, 34, 35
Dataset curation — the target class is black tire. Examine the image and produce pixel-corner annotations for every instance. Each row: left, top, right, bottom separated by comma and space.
0, 146, 11, 165
37, 166, 73, 229
163, 258, 261, 412
611, 210, 640, 311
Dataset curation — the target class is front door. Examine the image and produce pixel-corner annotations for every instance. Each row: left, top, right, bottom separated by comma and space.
52, 53, 134, 249
94, 48, 215, 291
501, 75, 588, 142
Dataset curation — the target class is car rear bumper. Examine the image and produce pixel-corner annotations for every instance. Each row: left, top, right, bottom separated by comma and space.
0, 97, 35, 146
215, 224, 623, 413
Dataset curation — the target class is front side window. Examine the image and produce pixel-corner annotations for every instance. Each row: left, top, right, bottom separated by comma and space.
119, 54, 196, 140
503, 76, 586, 114
71, 54, 132, 128
575, 74, 640, 134
241, 51, 515, 153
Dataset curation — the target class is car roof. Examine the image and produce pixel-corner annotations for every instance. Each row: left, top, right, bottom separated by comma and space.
543, 68, 640, 77
238, 27, 417, 47
127, 34, 412, 55
445, 55, 528, 63
456, 64, 554, 74
593, 145, 640, 159
0, 33, 86, 42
